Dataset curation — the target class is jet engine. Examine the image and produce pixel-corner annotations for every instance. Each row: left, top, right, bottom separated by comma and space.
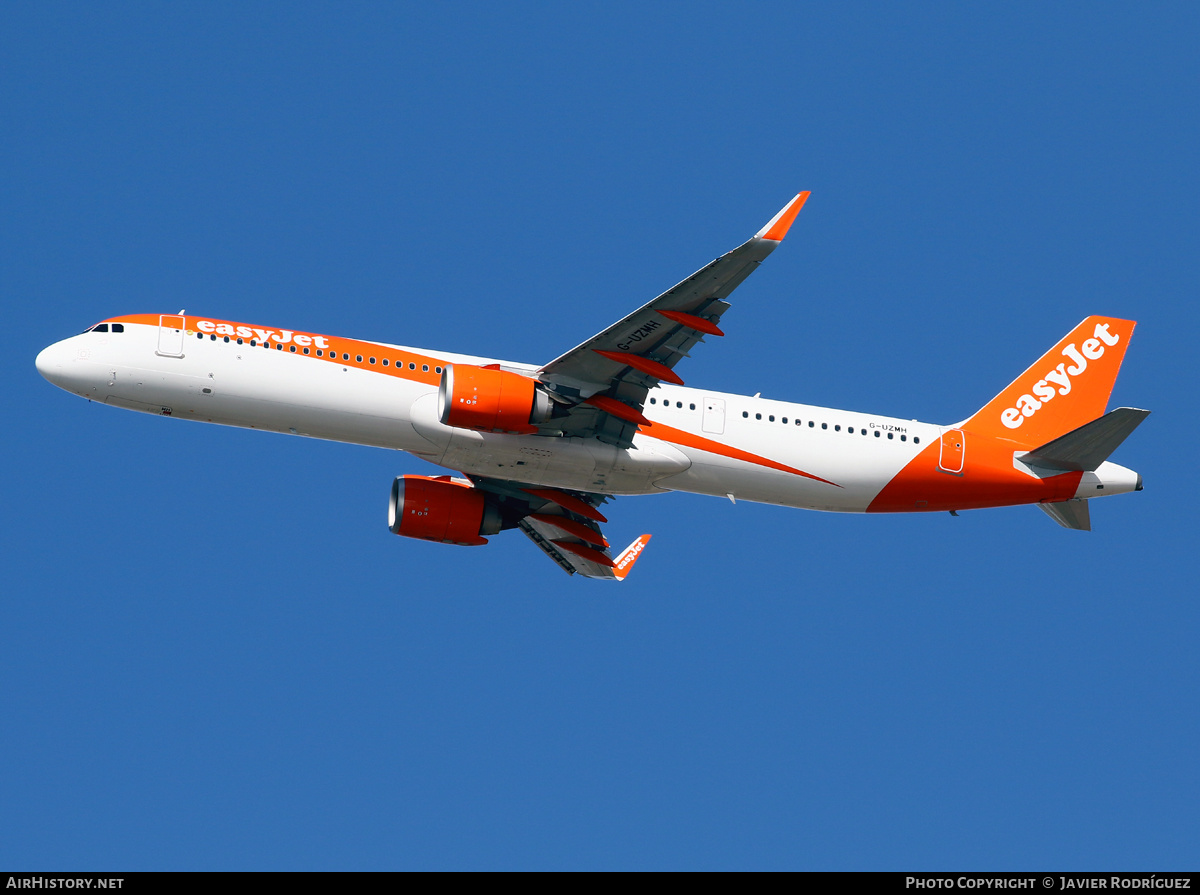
388, 475, 503, 546
438, 364, 553, 435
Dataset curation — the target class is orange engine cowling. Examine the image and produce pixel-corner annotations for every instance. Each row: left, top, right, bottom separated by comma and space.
438, 364, 553, 434
388, 475, 502, 546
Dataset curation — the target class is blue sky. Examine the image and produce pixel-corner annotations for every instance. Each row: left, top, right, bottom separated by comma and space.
3, 2, 1197, 870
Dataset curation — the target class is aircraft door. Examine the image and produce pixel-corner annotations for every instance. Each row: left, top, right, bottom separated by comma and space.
157, 315, 185, 358
938, 428, 965, 475
702, 397, 725, 435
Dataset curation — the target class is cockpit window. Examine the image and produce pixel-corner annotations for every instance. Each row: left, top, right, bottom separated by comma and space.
93, 324, 109, 333
111, 323, 124, 333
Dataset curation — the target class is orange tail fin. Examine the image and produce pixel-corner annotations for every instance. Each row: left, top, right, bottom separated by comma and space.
963, 316, 1136, 447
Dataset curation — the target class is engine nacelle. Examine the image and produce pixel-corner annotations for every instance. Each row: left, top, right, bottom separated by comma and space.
438, 364, 553, 435
388, 475, 502, 546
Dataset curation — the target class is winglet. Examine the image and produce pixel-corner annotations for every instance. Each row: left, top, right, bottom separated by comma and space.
755, 191, 810, 242
612, 534, 652, 581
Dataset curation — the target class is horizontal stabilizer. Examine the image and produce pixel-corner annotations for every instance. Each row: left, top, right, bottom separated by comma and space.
1039, 499, 1091, 531
1022, 407, 1150, 472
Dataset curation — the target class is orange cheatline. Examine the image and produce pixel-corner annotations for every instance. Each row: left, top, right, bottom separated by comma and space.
554, 540, 616, 568
528, 513, 609, 547
640, 419, 841, 487
522, 488, 608, 523
657, 310, 724, 336
584, 394, 650, 426
592, 350, 684, 385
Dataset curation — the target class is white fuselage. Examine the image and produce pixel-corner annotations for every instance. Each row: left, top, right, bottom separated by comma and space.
36, 317, 1138, 514
36, 318, 943, 511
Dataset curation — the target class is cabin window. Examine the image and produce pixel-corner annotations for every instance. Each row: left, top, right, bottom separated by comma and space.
276, 343, 282, 350
369, 357, 376, 364
409, 362, 416, 370
742, 411, 748, 418
356, 355, 363, 362
422, 364, 429, 372
914, 437, 920, 444
901, 434, 907, 441
236, 338, 243, 345
436, 367, 442, 374
383, 359, 389, 366
781, 417, 787, 424
821, 422, 827, 430
768, 415, 775, 422
198, 333, 205, 340
755, 413, 762, 420
650, 398, 657, 405
834, 424, 840, 431
303, 347, 310, 354
289, 344, 296, 352
888, 432, 894, 439
874, 430, 881, 437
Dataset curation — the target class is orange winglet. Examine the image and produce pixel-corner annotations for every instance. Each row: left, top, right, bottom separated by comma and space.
613, 534, 651, 581
554, 540, 616, 568
584, 394, 651, 426
657, 310, 724, 337
756, 191, 810, 242
528, 513, 609, 548
593, 350, 684, 385
522, 488, 608, 523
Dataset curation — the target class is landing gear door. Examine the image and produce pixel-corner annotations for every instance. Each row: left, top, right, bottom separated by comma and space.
939, 428, 965, 475
702, 397, 725, 435
157, 315, 185, 357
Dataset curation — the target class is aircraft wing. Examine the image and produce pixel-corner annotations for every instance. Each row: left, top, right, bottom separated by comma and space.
470, 477, 650, 580
520, 518, 651, 580
536, 192, 809, 447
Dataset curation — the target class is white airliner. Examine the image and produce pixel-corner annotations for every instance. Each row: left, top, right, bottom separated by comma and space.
36, 193, 1147, 579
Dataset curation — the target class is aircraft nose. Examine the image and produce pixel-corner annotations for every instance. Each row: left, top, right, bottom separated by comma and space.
36, 340, 69, 386
36, 343, 56, 379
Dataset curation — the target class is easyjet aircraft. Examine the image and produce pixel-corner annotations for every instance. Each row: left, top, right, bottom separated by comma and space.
36, 193, 1148, 579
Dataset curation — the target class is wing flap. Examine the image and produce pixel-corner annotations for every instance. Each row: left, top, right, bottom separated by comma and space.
472, 478, 648, 580
519, 515, 639, 580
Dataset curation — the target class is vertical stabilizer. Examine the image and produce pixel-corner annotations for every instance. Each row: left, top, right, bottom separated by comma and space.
964, 317, 1136, 447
